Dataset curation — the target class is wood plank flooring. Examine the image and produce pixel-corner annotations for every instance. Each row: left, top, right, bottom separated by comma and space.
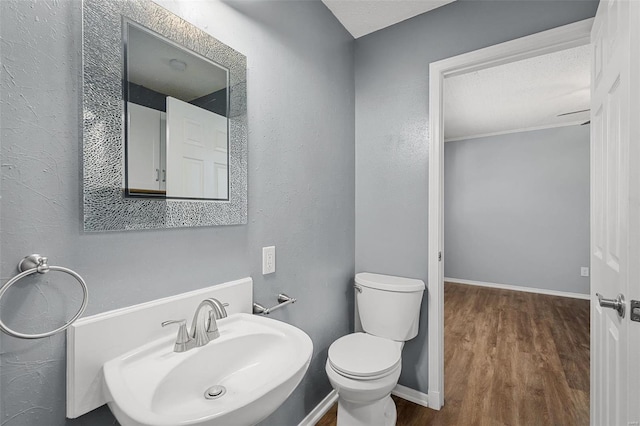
317, 282, 590, 426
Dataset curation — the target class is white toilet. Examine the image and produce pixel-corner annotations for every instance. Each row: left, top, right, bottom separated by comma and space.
326, 272, 425, 426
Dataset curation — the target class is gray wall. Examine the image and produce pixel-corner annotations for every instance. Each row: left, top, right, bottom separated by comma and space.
444, 125, 590, 295
0, 1, 354, 425
354, 1, 597, 392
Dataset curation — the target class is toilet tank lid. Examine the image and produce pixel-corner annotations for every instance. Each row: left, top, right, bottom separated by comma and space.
355, 273, 425, 292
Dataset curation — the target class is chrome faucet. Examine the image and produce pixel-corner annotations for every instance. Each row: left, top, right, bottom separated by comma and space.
190, 298, 227, 347
161, 298, 228, 353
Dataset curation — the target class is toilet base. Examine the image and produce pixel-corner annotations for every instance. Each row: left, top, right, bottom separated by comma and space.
336, 394, 396, 426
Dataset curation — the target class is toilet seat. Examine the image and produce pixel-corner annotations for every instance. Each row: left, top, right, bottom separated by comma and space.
328, 333, 402, 380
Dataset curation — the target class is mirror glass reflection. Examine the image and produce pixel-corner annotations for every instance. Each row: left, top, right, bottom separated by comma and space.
124, 21, 229, 200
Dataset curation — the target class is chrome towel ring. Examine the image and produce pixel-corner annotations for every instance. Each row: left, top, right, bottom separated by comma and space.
0, 254, 88, 339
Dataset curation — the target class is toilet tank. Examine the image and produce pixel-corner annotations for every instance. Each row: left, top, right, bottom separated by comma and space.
355, 273, 425, 341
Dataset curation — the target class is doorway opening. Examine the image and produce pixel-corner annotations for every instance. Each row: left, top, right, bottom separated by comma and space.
426, 18, 593, 414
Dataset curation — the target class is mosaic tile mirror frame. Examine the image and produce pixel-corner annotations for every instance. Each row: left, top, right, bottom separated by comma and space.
82, 0, 247, 231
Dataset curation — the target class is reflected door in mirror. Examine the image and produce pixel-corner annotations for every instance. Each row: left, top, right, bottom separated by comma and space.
166, 97, 228, 199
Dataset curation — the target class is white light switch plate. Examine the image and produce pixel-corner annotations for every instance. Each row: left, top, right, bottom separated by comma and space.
581, 267, 590, 277
263, 246, 275, 274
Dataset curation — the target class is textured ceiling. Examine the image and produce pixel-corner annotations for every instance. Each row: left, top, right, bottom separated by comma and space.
321, 0, 455, 38
128, 24, 227, 100
444, 44, 591, 141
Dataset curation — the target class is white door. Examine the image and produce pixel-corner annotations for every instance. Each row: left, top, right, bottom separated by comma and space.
590, 1, 640, 425
165, 96, 228, 199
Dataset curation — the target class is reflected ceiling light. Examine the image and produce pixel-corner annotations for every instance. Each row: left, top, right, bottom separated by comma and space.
169, 59, 187, 71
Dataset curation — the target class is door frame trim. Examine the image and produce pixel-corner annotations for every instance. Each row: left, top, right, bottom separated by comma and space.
427, 18, 593, 410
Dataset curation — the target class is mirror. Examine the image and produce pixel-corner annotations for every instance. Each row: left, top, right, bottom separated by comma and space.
124, 22, 229, 200
82, 0, 247, 232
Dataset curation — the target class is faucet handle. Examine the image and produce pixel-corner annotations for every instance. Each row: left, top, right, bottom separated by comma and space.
161, 319, 191, 352
161, 319, 185, 325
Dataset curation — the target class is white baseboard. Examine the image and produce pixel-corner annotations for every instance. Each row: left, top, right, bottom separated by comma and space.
428, 390, 442, 410
298, 385, 431, 425
298, 390, 338, 426
392, 384, 429, 408
444, 277, 590, 300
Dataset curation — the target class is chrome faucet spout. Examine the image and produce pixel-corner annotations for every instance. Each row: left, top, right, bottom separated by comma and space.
209, 298, 228, 318
190, 298, 227, 347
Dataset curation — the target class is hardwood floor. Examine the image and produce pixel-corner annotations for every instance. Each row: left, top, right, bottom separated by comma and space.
317, 282, 590, 426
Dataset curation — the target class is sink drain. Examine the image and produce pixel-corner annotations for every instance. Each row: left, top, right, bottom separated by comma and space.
204, 385, 226, 400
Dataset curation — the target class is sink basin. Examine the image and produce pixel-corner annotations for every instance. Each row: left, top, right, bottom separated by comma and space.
103, 313, 313, 426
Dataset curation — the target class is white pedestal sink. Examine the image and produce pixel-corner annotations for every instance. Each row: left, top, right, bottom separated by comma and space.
102, 313, 313, 426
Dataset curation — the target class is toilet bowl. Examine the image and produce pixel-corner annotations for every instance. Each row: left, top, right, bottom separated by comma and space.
326, 273, 425, 426
326, 333, 402, 426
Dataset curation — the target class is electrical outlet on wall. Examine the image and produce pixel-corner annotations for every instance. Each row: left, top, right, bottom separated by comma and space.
581, 267, 590, 277
263, 246, 276, 274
